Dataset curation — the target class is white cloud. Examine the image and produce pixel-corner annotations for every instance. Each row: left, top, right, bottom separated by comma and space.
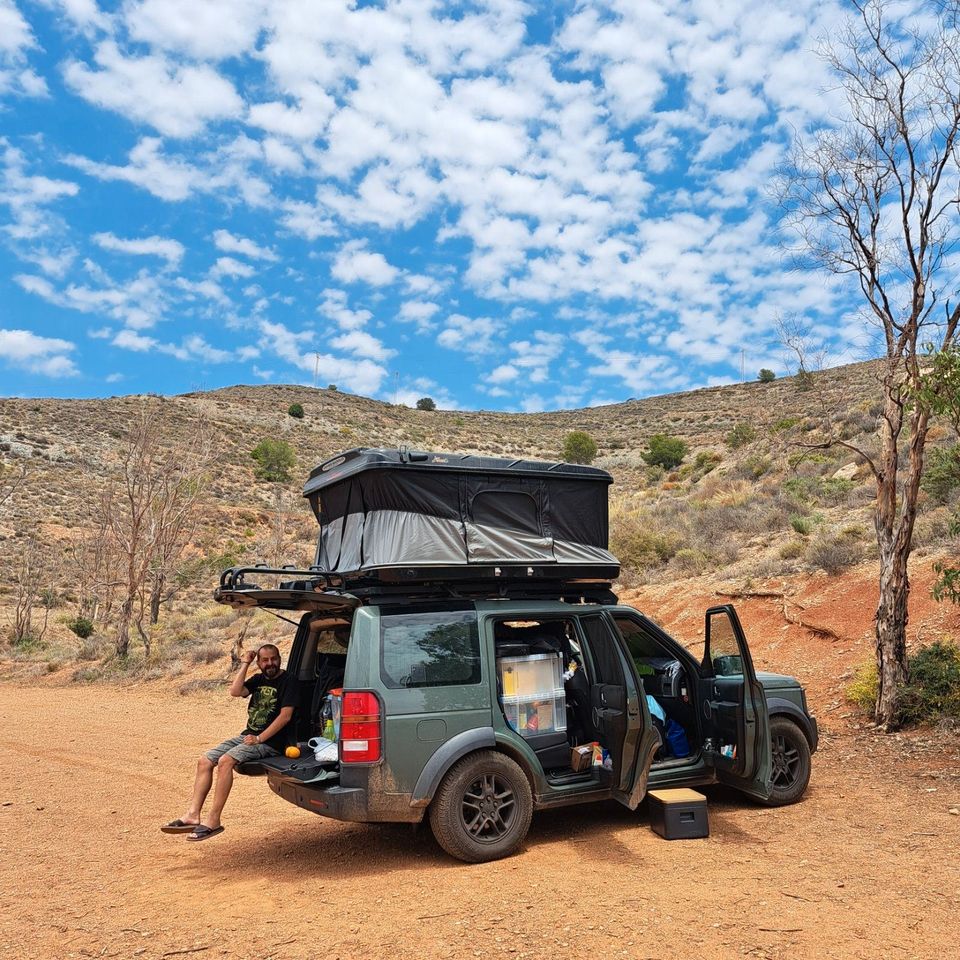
212, 256, 255, 279
64, 41, 244, 138
437, 314, 502, 354
257, 319, 388, 394
398, 300, 440, 329
125, 0, 267, 61
487, 363, 518, 384
503, 331, 565, 383
0, 142, 79, 240
331, 240, 400, 286
113, 328, 156, 352
280, 200, 337, 240
0, 0, 48, 98
93, 231, 184, 265
175, 276, 228, 303
212, 229, 278, 262
330, 329, 395, 362
248, 90, 334, 141
0, 327, 78, 377
179, 334, 234, 363
66, 138, 199, 201
318, 288, 371, 331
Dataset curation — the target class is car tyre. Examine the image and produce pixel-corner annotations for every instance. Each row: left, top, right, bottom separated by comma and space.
762, 716, 811, 806
429, 750, 533, 863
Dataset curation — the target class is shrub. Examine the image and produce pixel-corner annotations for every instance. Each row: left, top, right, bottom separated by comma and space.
921, 445, 960, 504
251, 439, 296, 483
563, 430, 598, 465
790, 515, 814, 535
327, 384, 337, 391
725, 422, 756, 449
773, 417, 801, 432
758, 368, 776, 383
191, 643, 223, 665
847, 641, 960, 723
287, 402, 305, 419
672, 548, 709, 575
899, 640, 960, 723
67, 616, 94, 639
846, 661, 878, 711
779, 539, 806, 559
740, 455, 771, 479
784, 475, 856, 506
807, 529, 864, 573
416, 397, 436, 411
694, 450, 721, 474
642, 434, 688, 469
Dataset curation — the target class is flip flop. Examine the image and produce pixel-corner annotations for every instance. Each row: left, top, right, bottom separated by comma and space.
186, 824, 225, 842
160, 819, 200, 834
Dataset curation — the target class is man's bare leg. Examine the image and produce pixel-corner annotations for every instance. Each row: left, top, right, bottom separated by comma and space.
203, 755, 237, 830
180, 755, 214, 825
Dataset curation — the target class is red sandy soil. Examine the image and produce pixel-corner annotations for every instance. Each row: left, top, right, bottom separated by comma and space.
2, 561, 959, 960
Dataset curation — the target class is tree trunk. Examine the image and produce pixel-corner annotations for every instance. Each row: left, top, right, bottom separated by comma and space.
874, 547, 910, 728
150, 573, 163, 625
116, 593, 134, 658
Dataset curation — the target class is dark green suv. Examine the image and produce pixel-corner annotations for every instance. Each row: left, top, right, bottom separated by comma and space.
215, 580, 817, 862
213, 449, 817, 862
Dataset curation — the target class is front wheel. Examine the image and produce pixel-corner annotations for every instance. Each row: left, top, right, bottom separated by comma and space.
429, 751, 533, 863
761, 717, 812, 806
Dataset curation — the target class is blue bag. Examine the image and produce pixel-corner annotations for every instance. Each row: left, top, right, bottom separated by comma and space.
664, 718, 690, 758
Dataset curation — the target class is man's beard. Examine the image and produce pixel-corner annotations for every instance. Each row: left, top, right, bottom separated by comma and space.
262, 665, 280, 678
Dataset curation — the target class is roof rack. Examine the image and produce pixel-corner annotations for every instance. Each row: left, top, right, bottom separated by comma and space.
214, 563, 618, 607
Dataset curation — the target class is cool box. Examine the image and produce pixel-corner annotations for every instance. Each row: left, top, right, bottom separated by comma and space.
647, 788, 709, 840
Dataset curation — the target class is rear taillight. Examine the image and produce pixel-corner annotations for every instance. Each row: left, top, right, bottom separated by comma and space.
339, 691, 382, 763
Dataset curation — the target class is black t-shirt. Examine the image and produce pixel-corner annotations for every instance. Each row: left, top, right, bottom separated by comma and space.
243, 670, 299, 750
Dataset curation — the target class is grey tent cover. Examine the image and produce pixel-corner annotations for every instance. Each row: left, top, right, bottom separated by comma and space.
302, 448, 619, 577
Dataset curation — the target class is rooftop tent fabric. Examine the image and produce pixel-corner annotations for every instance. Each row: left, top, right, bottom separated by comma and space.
304, 448, 618, 577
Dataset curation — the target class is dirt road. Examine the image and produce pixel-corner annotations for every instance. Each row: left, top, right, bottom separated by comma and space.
1, 683, 958, 960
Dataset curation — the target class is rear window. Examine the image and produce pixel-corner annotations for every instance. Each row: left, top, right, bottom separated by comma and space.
380, 610, 481, 688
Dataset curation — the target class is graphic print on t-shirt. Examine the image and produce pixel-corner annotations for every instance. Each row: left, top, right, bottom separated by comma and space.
247, 684, 278, 732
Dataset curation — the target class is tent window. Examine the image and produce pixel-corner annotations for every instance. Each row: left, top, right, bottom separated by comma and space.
470, 490, 540, 535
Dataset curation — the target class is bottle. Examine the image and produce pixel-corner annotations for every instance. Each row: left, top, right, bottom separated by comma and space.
323, 718, 335, 741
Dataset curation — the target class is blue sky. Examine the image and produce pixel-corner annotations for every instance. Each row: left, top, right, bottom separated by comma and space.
1, 0, 875, 410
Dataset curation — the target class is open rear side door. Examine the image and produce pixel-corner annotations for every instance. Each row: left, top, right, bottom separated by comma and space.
701, 605, 771, 800
579, 615, 658, 809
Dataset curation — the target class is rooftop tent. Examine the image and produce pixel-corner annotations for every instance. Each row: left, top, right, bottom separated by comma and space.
302, 448, 619, 582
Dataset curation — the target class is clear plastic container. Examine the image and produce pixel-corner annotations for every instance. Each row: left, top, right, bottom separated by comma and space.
497, 653, 567, 738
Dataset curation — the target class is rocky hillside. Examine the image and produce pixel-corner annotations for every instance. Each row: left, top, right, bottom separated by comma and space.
1, 359, 957, 672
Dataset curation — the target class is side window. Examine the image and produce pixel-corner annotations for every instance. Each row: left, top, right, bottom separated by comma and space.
380, 611, 481, 688
706, 610, 743, 677
580, 615, 626, 684
613, 616, 660, 677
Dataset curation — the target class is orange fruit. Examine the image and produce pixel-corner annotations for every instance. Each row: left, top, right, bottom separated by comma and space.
285, 746, 301, 759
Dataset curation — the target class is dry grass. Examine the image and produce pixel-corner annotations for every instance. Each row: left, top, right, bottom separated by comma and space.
1, 359, 955, 677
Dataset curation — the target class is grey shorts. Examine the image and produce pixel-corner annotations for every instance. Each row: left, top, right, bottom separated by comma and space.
205, 735, 280, 764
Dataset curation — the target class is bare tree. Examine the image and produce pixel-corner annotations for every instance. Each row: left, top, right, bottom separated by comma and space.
107, 408, 215, 658
9, 535, 53, 647
65, 488, 124, 624
780, 0, 960, 728
0, 461, 28, 512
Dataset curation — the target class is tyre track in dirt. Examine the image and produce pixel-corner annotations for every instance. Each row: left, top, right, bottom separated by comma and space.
3, 685, 959, 960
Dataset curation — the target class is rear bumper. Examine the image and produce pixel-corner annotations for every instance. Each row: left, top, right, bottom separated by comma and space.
266, 767, 423, 824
